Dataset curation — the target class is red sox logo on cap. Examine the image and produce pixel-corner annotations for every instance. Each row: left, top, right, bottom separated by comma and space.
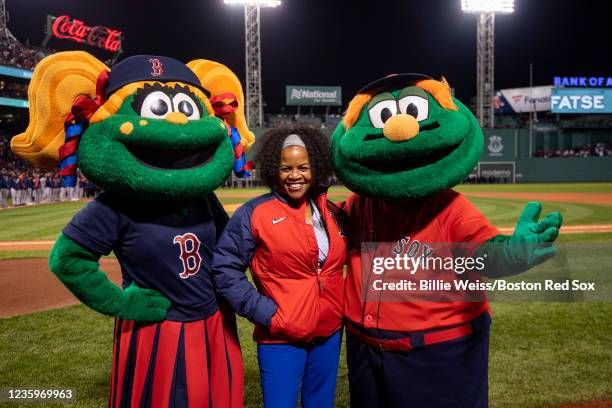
149, 58, 163, 77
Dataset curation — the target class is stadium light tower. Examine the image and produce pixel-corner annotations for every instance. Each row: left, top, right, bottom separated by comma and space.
224, 0, 281, 128
0, 0, 17, 42
461, 0, 514, 128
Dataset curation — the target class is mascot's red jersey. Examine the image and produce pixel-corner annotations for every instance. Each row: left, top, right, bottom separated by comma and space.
342, 189, 499, 332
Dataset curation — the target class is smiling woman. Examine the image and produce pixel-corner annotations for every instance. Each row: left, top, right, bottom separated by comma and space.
212, 124, 347, 408
254, 125, 333, 194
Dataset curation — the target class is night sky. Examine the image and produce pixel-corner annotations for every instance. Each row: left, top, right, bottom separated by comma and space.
6, 0, 611, 112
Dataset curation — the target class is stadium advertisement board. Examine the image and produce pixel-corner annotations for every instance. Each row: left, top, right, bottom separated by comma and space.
493, 86, 551, 113
553, 76, 612, 87
551, 88, 612, 113
286, 86, 341, 106
477, 161, 516, 183
43, 15, 123, 54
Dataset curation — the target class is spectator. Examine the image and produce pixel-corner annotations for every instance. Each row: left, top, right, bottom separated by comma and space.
0, 37, 48, 70
535, 143, 611, 158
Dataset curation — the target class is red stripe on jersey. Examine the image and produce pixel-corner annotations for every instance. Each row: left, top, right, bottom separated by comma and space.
184, 320, 209, 407
109, 320, 120, 407
220, 308, 244, 408
207, 312, 231, 408
151, 321, 182, 408
129, 323, 157, 407
112, 320, 134, 408
107, 315, 243, 407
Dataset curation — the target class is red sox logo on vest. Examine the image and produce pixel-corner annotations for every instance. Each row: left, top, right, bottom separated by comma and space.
149, 58, 163, 77
393, 235, 434, 259
173, 233, 202, 279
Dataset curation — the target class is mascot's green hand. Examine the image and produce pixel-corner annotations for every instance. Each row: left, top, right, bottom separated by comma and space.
49, 234, 171, 322
478, 202, 563, 277
115, 283, 171, 322
511, 201, 563, 261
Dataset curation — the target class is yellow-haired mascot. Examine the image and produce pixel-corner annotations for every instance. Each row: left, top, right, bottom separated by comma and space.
11, 51, 254, 407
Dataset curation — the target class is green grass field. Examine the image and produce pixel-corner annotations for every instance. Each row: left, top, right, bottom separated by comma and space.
1, 302, 610, 408
454, 182, 612, 193
1, 184, 612, 242
1, 183, 611, 407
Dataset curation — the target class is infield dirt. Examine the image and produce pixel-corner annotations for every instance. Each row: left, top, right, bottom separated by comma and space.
0, 258, 121, 318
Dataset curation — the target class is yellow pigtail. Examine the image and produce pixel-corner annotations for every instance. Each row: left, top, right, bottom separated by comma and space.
10, 51, 109, 168
187, 59, 255, 152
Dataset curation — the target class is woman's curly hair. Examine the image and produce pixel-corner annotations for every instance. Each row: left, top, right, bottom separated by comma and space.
254, 124, 333, 191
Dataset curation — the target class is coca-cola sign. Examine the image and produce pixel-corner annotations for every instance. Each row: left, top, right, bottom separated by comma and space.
44, 15, 123, 54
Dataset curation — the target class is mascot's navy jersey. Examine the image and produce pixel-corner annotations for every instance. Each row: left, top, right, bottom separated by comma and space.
63, 192, 228, 321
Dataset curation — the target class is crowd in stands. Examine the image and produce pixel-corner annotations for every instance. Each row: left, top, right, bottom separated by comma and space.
561, 117, 612, 129
495, 114, 612, 130
0, 79, 28, 99
0, 37, 46, 70
0, 37, 45, 101
534, 142, 612, 158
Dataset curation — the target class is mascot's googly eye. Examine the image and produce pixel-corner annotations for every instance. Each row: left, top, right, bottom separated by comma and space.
140, 91, 172, 119
368, 100, 398, 128
398, 95, 429, 122
172, 93, 201, 120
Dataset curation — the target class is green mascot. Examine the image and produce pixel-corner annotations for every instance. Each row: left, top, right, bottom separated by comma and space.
332, 74, 562, 407
11, 51, 254, 407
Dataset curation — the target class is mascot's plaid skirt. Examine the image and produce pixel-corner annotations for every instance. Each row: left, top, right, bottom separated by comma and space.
108, 309, 243, 408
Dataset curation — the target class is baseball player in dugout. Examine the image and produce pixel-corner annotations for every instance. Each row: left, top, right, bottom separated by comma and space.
332, 74, 563, 407
10, 51, 255, 407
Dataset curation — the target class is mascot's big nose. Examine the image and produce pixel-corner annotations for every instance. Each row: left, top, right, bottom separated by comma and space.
383, 114, 419, 142
166, 112, 189, 125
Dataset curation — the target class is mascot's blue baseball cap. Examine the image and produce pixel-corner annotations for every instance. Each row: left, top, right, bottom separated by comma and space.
357, 73, 433, 94
104, 55, 209, 98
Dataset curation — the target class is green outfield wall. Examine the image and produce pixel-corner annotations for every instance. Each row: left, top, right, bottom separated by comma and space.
514, 157, 612, 182
481, 128, 612, 182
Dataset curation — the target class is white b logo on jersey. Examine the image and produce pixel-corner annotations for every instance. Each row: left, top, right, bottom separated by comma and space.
173, 233, 202, 279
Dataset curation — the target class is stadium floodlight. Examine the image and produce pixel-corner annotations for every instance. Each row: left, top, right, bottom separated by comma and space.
0, 0, 18, 42
224, 0, 280, 6
462, 0, 514, 128
225, 0, 281, 128
461, 0, 514, 14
